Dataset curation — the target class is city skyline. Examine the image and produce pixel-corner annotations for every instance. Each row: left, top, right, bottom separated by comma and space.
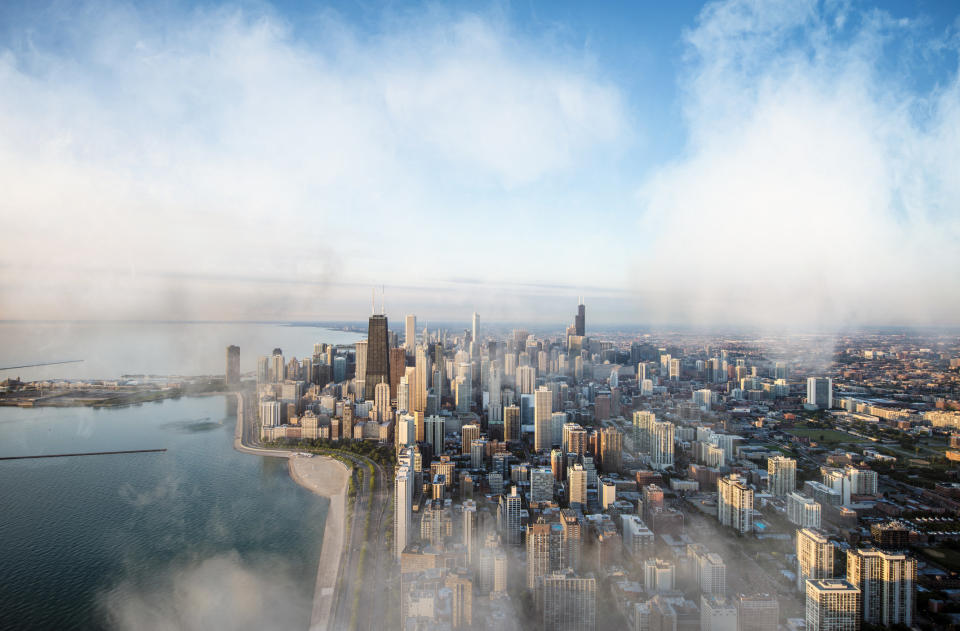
1, 0, 959, 326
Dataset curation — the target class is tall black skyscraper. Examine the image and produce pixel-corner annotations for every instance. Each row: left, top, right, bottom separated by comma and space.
365, 313, 391, 388
575, 300, 585, 337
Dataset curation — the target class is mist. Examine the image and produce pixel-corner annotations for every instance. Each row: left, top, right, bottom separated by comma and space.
99, 551, 312, 631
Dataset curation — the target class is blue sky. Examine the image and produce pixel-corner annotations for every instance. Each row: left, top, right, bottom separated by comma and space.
0, 0, 959, 327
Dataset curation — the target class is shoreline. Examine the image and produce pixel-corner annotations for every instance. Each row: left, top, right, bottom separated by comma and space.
231, 393, 351, 631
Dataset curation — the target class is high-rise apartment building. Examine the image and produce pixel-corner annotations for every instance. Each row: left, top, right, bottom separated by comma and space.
787, 492, 822, 529
394, 463, 413, 559
805, 579, 860, 631
461, 423, 480, 456
354, 340, 367, 399
414, 345, 430, 413
633, 410, 655, 454
534, 386, 553, 452
768, 455, 797, 497
797, 528, 835, 590
563, 423, 588, 456
807, 377, 833, 410
503, 405, 520, 441
718, 474, 753, 535
599, 426, 623, 473
568, 463, 587, 511
527, 519, 565, 589
542, 569, 595, 631
650, 420, 675, 470
499, 486, 523, 545
530, 466, 554, 504
846, 547, 915, 627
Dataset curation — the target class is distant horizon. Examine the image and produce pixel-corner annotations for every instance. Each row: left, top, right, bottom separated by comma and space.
3, 318, 959, 334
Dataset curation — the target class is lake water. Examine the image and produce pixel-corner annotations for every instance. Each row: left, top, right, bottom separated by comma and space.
0, 395, 328, 630
0, 321, 364, 381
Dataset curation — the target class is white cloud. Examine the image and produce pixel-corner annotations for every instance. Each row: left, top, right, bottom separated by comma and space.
0, 3, 627, 320
633, 0, 960, 327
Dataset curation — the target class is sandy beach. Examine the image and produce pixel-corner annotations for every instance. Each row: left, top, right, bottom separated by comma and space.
288, 455, 351, 631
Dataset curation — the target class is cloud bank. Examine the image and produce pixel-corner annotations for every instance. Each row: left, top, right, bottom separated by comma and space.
634, 0, 960, 327
0, 2, 626, 321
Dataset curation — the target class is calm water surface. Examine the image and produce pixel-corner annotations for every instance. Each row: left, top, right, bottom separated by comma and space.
0, 396, 327, 630
0, 321, 363, 381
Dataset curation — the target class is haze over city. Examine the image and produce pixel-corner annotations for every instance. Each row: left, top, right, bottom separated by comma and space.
1, 0, 959, 326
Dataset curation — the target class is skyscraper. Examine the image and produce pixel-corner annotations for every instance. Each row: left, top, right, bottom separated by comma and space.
527, 519, 565, 589
354, 340, 367, 400
846, 547, 915, 627
504, 405, 520, 441
225, 345, 240, 386
575, 299, 585, 337
768, 455, 797, 497
797, 528, 835, 590
389, 346, 406, 400
414, 345, 431, 413
650, 420, 675, 470
534, 386, 552, 452
365, 314, 390, 391
542, 569, 596, 631
394, 462, 413, 559
568, 463, 587, 511
805, 579, 860, 631
599, 426, 623, 473
404, 314, 417, 353
471, 312, 480, 348
718, 474, 753, 535
499, 486, 523, 545
807, 377, 833, 409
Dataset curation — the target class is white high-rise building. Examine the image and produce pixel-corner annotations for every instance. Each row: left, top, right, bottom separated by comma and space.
718, 474, 753, 535
797, 528, 835, 591
650, 420, 675, 470
699, 552, 727, 595
259, 400, 281, 428
534, 386, 553, 452
693, 389, 713, 409
517, 365, 537, 395
394, 463, 413, 559
846, 547, 915, 627
643, 559, 675, 593
787, 492, 822, 529
404, 314, 417, 353
568, 464, 587, 510
805, 579, 860, 631
767, 455, 797, 497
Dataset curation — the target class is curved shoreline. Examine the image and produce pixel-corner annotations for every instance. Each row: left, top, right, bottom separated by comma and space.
231, 393, 351, 631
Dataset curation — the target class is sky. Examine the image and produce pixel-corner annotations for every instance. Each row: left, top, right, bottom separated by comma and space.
0, 0, 959, 327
